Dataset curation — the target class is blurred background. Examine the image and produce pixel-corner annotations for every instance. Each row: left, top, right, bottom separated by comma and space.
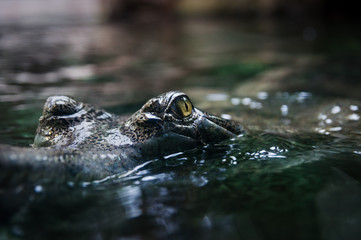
0, 0, 360, 144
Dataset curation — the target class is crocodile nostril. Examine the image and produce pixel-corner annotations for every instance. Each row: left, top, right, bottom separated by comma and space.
44, 96, 83, 116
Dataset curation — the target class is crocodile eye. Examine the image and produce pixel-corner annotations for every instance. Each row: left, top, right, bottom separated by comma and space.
171, 96, 193, 118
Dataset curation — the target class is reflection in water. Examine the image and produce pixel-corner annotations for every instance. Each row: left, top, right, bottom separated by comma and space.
3, 131, 360, 239
118, 185, 142, 218
317, 169, 361, 240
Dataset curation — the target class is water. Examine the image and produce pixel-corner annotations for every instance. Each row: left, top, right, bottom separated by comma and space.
1, 19, 361, 240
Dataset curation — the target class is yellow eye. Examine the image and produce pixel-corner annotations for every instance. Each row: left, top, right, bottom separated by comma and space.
173, 96, 193, 118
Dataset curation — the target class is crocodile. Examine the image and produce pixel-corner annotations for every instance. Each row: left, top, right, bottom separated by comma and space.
0, 91, 244, 179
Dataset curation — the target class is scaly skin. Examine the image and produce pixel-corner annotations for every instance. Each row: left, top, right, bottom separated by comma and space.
0, 91, 244, 179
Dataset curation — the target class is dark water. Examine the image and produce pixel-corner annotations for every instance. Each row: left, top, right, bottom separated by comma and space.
1, 19, 361, 240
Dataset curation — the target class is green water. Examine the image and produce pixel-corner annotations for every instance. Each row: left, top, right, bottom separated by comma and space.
1, 19, 361, 240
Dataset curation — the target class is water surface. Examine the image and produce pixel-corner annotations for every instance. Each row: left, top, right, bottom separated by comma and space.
0, 19, 361, 240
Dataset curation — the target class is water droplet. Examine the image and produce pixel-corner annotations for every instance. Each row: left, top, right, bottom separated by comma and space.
350, 105, 359, 111
141, 176, 157, 182
280, 105, 288, 116
348, 113, 360, 121
34, 185, 43, 193
206, 93, 228, 101
221, 114, 231, 120
250, 101, 262, 109
318, 129, 326, 134
318, 113, 327, 120
230, 97, 241, 105
325, 119, 333, 124
331, 106, 341, 114
257, 91, 268, 100
242, 97, 252, 105
297, 92, 312, 103
329, 127, 342, 132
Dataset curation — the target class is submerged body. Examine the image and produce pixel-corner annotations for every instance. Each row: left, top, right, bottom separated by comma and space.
0, 91, 244, 179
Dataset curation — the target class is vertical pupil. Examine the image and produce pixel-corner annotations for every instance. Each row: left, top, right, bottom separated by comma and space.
173, 96, 192, 118
184, 101, 188, 111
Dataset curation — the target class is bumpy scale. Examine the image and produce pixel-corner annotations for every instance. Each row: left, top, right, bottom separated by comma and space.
0, 91, 244, 179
